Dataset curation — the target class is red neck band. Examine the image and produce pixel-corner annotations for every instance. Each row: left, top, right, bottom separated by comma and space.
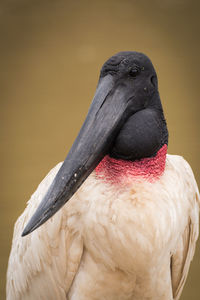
95, 144, 167, 183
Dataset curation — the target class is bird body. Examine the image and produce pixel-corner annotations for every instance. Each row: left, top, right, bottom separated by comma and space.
7, 153, 199, 300
7, 52, 200, 299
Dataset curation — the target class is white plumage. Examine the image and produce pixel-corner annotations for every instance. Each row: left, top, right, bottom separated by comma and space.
7, 154, 199, 300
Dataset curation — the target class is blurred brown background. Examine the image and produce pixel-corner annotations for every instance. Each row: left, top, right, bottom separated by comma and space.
1, 0, 200, 299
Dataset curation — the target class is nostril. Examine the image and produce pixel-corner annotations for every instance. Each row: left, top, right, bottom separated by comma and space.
150, 76, 157, 87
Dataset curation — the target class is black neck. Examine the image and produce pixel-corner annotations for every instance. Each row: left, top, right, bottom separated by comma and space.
109, 93, 168, 161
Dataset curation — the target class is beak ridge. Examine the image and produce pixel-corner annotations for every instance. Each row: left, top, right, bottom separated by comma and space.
22, 74, 131, 236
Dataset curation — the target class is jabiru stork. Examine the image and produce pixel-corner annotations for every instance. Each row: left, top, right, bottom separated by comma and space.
7, 51, 199, 300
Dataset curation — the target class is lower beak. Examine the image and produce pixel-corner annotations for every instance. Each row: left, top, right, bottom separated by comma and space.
22, 75, 131, 236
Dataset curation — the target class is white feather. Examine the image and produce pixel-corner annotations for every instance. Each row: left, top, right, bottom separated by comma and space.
7, 155, 199, 300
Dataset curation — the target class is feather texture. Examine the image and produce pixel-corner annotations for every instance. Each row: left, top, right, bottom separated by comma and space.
7, 155, 199, 300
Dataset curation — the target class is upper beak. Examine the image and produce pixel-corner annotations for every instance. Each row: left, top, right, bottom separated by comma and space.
22, 74, 131, 236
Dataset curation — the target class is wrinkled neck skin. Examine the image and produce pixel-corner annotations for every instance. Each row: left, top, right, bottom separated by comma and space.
95, 144, 167, 184
95, 93, 168, 184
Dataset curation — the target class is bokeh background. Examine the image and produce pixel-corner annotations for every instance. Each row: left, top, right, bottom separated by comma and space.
1, 0, 200, 299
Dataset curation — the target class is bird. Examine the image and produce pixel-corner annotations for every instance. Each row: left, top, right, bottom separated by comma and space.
7, 51, 199, 300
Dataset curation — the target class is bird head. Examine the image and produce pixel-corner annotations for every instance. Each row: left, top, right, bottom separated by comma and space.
22, 51, 168, 236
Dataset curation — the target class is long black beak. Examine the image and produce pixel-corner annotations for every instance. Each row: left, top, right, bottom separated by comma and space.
22, 74, 131, 236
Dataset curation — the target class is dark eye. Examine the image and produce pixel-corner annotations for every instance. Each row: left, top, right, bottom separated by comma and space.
129, 68, 140, 78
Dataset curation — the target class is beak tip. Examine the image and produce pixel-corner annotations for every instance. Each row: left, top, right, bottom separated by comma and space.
21, 225, 32, 237
21, 229, 28, 237
21, 213, 42, 237
21, 221, 38, 237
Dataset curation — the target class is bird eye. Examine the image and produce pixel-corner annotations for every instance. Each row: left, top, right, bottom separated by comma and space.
129, 68, 140, 78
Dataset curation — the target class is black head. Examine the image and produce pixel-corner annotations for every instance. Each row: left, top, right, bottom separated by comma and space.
22, 51, 168, 236
100, 51, 158, 110
100, 51, 168, 160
